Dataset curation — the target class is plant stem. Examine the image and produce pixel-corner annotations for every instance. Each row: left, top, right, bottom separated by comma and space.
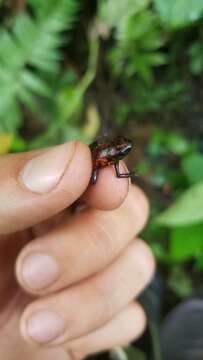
9, 0, 26, 12
149, 321, 162, 360
110, 347, 128, 360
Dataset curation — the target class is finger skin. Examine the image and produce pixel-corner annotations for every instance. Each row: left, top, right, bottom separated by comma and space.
0, 142, 91, 234
20, 239, 155, 346
0, 144, 130, 235
66, 302, 146, 360
16, 185, 149, 295
83, 161, 129, 210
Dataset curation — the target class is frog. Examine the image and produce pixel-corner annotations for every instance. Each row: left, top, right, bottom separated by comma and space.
89, 136, 135, 184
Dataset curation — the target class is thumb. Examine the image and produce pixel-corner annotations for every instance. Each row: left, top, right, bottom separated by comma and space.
0, 141, 91, 234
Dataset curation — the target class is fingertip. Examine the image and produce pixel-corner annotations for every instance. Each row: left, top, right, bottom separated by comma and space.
83, 162, 129, 210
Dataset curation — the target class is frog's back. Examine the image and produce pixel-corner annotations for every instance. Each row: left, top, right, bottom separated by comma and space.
90, 140, 117, 169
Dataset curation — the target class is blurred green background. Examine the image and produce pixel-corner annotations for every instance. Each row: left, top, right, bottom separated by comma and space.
1, 0, 203, 359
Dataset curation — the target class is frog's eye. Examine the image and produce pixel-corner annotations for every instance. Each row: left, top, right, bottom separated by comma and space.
117, 136, 131, 146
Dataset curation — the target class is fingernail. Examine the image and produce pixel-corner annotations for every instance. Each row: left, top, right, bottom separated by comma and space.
22, 253, 59, 290
26, 310, 65, 343
20, 142, 76, 194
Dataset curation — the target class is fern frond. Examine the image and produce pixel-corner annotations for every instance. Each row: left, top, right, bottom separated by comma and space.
110, 10, 166, 83
99, 1, 166, 83
0, 0, 79, 131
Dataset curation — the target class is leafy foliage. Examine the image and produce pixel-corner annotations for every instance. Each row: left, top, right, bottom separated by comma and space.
181, 152, 203, 184
108, 10, 166, 83
99, 1, 166, 83
169, 223, 203, 262
99, 0, 150, 31
157, 181, 203, 226
154, 0, 203, 28
0, 0, 78, 132
189, 39, 203, 75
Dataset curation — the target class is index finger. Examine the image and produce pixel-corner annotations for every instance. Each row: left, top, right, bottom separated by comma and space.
0, 141, 91, 234
0, 141, 129, 235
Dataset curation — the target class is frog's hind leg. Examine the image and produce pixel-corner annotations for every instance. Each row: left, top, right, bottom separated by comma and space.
114, 161, 135, 179
90, 168, 99, 185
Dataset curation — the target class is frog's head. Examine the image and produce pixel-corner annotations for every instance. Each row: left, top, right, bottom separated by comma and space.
114, 136, 133, 159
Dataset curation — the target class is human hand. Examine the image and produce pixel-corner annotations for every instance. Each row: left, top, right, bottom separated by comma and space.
0, 141, 155, 360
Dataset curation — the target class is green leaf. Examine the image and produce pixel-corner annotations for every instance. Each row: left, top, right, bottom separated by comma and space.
107, 9, 165, 83
166, 133, 189, 155
154, 0, 203, 28
168, 266, 193, 297
11, 136, 27, 152
126, 346, 146, 360
194, 255, 203, 270
182, 152, 203, 184
99, 0, 150, 30
189, 42, 203, 75
0, 100, 21, 132
157, 181, 203, 226
169, 223, 203, 261
110, 346, 146, 360
21, 71, 51, 97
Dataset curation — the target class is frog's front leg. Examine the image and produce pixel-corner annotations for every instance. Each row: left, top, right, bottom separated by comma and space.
90, 168, 99, 185
114, 161, 135, 179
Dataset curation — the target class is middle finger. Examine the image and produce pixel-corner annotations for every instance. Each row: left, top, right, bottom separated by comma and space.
16, 185, 149, 295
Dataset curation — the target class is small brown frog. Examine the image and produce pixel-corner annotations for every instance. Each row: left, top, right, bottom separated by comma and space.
89, 136, 135, 184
